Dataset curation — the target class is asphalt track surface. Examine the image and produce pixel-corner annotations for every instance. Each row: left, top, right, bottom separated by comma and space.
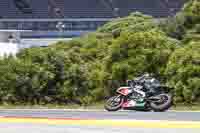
0, 110, 200, 121
0, 110, 200, 133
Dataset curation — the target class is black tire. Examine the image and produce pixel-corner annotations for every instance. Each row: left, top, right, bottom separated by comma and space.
104, 95, 124, 112
150, 93, 172, 112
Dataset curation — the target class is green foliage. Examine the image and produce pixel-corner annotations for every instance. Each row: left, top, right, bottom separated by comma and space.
182, 0, 200, 43
98, 12, 156, 37
165, 42, 200, 104
0, 48, 68, 104
107, 29, 179, 82
159, 13, 187, 40
160, 0, 200, 41
183, 0, 200, 24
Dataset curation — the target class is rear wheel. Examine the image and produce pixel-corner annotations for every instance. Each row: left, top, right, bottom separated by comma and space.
150, 93, 172, 112
104, 95, 124, 111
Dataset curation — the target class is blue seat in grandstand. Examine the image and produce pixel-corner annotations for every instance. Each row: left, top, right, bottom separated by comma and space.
0, 0, 185, 18
0, 0, 48, 18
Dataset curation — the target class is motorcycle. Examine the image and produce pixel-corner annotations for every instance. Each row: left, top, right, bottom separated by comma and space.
104, 73, 172, 112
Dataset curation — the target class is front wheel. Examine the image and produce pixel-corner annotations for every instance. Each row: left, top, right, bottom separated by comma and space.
104, 95, 124, 111
150, 93, 172, 112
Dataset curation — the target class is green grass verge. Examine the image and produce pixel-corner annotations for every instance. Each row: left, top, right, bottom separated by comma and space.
171, 104, 200, 111
0, 102, 104, 109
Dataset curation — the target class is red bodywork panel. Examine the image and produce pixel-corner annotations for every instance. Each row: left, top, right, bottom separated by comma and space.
117, 87, 132, 96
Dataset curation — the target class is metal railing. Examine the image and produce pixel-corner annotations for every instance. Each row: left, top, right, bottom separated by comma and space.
0, 18, 113, 31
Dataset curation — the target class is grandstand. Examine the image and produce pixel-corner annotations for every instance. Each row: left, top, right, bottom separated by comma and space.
0, 0, 185, 51
0, 0, 185, 19
0, 0, 185, 31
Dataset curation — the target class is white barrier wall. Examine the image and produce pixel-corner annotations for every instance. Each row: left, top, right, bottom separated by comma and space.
0, 42, 19, 57
0, 32, 9, 42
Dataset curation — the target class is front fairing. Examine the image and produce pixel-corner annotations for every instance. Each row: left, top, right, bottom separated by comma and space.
116, 86, 132, 96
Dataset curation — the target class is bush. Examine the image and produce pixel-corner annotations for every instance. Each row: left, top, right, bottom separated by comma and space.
160, 0, 200, 41
98, 12, 156, 37
0, 48, 69, 104
165, 42, 200, 104
159, 13, 186, 40
183, 0, 200, 25
106, 29, 179, 83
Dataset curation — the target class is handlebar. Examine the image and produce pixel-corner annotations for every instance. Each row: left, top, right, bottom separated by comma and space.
126, 73, 152, 86
135, 73, 150, 81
